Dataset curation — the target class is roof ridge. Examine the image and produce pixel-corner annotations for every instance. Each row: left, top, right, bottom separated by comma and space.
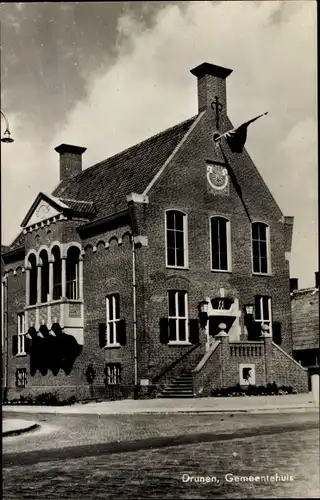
70, 115, 197, 181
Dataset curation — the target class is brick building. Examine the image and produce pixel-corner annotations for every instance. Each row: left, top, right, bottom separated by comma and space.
1, 62, 308, 400
290, 274, 319, 369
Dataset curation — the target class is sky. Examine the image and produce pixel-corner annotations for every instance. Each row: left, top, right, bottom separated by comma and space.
0, 1, 317, 288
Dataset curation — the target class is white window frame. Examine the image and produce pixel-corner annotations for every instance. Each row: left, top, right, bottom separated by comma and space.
106, 294, 120, 347
209, 216, 232, 272
17, 312, 26, 356
168, 290, 190, 345
254, 296, 273, 335
251, 221, 271, 275
106, 364, 121, 385
165, 210, 189, 269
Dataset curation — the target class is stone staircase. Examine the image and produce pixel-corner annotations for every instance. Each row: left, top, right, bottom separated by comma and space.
157, 368, 195, 398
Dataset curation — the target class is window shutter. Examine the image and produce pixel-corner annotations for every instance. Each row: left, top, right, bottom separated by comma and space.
159, 318, 169, 344
189, 319, 199, 344
25, 336, 32, 355
118, 320, 126, 346
272, 321, 282, 345
12, 335, 18, 356
98, 323, 106, 348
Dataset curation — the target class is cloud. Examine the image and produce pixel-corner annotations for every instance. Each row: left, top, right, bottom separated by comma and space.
1, 1, 317, 287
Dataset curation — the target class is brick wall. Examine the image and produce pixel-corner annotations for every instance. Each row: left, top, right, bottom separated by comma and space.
139, 108, 293, 383
271, 342, 308, 392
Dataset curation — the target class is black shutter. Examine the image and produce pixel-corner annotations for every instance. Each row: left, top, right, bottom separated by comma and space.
189, 319, 199, 344
208, 316, 217, 337
272, 321, 282, 345
25, 336, 32, 355
98, 323, 106, 348
159, 318, 169, 344
12, 335, 18, 356
118, 320, 126, 346
168, 318, 176, 341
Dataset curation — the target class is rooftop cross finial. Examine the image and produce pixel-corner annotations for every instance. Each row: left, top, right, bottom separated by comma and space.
211, 96, 223, 130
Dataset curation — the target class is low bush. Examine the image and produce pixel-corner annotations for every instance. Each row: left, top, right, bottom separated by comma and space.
3, 392, 78, 406
210, 383, 294, 397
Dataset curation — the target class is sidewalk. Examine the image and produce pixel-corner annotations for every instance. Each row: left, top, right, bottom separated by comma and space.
2, 393, 319, 415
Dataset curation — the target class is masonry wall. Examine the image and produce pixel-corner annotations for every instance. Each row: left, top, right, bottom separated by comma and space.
140, 108, 292, 382
271, 342, 308, 392
4, 218, 135, 400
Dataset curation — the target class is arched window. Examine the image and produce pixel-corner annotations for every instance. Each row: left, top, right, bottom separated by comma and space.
165, 210, 188, 268
28, 254, 37, 305
52, 246, 62, 300
39, 250, 49, 303
66, 246, 80, 299
252, 222, 270, 274
210, 216, 231, 271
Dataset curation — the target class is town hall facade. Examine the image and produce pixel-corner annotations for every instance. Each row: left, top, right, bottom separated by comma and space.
2, 62, 308, 400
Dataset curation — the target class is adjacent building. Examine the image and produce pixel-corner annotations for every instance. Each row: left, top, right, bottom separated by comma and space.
1, 62, 308, 400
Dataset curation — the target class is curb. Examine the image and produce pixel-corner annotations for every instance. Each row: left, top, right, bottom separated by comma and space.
2, 423, 40, 437
3, 406, 318, 416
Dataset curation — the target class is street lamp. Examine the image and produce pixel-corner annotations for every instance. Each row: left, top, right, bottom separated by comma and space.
1, 110, 14, 143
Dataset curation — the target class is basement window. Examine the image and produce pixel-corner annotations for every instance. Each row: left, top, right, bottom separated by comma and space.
16, 368, 27, 388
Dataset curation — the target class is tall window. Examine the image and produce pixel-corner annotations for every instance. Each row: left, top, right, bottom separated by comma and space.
28, 254, 37, 305
66, 247, 80, 299
106, 294, 120, 346
40, 250, 49, 303
17, 312, 26, 355
254, 296, 272, 333
166, 210, 188, 268
52, 246, 62, 300
210, 217, 230, 271
168, 290, 188, 343
252, 222, 270, 274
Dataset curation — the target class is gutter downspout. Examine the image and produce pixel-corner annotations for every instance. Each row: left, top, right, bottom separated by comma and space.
132, 237, 138, 387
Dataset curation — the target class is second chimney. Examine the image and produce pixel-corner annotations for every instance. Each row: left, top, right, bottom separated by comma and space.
190, 62, 233, 117
55, 144, 87, 182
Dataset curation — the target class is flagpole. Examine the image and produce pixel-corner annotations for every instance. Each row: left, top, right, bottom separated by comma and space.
214, 112, 268, 143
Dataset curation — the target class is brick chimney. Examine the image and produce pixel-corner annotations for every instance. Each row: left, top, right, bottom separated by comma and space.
55, 144, 87, 181
290, 278, 299, 293
190, 62, 233, 116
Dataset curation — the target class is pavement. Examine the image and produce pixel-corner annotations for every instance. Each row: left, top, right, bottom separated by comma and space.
2, 419, 39, 437
2, 393, 319, 418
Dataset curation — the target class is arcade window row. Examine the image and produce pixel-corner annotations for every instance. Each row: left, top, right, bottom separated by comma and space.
27, 245, 81, 306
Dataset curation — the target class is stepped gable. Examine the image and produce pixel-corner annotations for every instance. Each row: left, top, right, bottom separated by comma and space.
53, 116, 197, 219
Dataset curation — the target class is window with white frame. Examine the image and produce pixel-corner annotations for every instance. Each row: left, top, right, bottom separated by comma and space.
210, 216, 231, 271
252, 222, 270, 274
17, 312, 26, 355
16, 368, 27, 388
105, 363, 121, 385
106, 294, 120, 346
166, 210, 188, 268
168, 290, 189, 343
254, 296, 272, 334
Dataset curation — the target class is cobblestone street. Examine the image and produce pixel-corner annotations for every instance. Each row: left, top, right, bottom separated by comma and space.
3, 428, 319, 499
3, 412, 319, 499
